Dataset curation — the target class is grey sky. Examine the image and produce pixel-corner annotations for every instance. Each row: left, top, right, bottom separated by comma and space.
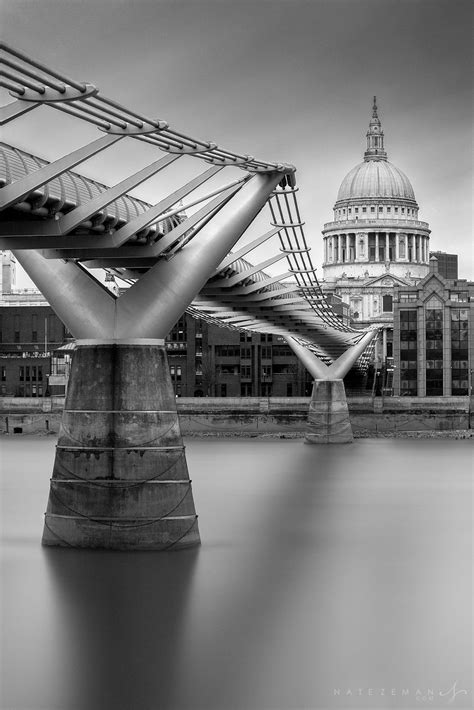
2, 0, 472, 280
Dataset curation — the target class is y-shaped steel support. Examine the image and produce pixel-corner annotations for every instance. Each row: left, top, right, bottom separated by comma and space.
14, 170, 284, 549
286, 332, 377, 444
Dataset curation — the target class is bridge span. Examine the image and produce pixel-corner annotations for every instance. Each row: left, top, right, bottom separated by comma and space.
0, 43, 378, 549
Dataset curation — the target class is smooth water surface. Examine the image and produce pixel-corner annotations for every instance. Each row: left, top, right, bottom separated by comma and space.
1, 436, 472, 709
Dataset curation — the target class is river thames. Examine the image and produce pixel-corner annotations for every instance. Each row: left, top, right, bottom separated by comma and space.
1, 436, 472, 709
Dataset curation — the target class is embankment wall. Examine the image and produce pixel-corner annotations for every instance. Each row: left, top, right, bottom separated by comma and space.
1, 396, 472, 435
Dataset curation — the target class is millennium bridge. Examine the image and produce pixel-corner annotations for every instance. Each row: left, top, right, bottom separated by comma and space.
0, 43, 378, 549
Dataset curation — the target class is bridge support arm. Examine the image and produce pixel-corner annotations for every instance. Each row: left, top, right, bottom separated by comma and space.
12, 249, 115, 338
116, 171, 284, 338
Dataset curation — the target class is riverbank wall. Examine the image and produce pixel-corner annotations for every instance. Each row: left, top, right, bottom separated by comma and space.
1, 396, 473, 436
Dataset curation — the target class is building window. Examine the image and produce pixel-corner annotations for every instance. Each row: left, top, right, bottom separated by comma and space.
382, 295, 393, 312
169, 366, 182, 381
240, 332, 252, 342
394, 207, 398, 213
399, 310, 418, 395
1, 366, 6, 382
371, 206, 375, 213
260, 334, 273, 342
240, 365, 251, 379
261, 365, 272, 381
286, 383, 293, 397
354, 207, 359, 214
425, 306, 443, 395
240, 383, 252, 396
215, 345, 240, 357
362, 207, 367, 213
240, 347, 251, 360
451, 309, 469, 394
220, 384, 227, 397
272, 345, 292, 357
19, 366, 24, 382
387, 206, 391, 213
168, 316, 187, 342
261, 346, 272, 360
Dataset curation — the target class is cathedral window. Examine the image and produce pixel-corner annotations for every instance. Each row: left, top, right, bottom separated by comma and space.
371, 206, 375, 213
362, 207, 367, 213
394, 207, 398, 213
387, 206, 391, 213
401, 207, 405, 214
354, 207, 359, 214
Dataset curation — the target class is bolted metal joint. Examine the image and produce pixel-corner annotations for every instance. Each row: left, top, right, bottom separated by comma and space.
9, 83, 99, 103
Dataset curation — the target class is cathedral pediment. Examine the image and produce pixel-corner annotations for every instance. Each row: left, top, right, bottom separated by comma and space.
363, 274, 410, 288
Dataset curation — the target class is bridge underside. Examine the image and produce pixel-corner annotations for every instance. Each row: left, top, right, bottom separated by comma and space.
0, 43, 377, 548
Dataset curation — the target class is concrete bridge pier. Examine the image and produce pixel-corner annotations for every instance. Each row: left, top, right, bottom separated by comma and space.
306, 379, 352, 444
286, 331, 376, 444
42, 340, 199, 549
12, 169, 284, 549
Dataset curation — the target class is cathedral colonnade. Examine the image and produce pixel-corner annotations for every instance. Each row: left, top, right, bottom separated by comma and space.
323, 230, 430, 270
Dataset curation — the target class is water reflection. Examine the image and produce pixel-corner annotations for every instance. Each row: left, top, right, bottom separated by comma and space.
1, 437, 472, 709
43, 548, 199, 710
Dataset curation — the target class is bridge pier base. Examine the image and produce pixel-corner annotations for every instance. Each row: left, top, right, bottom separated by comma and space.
305, 379, 353, 444
42, 341, 200, 550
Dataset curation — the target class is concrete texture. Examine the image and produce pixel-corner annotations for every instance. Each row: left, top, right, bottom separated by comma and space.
305, 379, 353, 444
41, 343, 200, 550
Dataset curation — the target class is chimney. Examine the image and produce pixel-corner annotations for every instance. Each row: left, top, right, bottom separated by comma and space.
429, 255, 439, 274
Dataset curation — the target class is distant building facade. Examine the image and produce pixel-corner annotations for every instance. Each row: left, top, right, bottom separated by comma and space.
393, 257, 473, 396
429, 251, 458, 280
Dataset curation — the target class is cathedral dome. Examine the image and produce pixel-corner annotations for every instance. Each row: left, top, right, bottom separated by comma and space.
336, 159, 416, 203
322, 97, 430, 286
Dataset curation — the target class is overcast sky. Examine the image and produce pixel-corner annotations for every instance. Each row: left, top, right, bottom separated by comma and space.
2, 0, 472, 284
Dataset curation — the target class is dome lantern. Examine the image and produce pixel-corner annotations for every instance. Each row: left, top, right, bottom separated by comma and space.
364, 96, 387, 161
